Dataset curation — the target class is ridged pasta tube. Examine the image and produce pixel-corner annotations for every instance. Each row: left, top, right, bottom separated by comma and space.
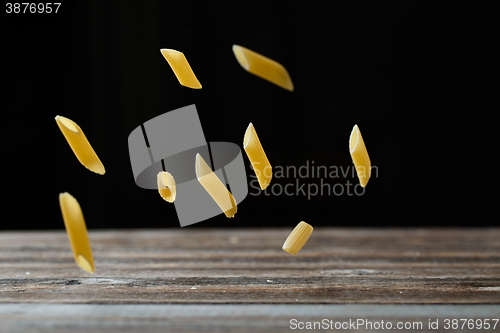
349, 125, 371, 187
59, 192, 95, 273
195, 154, 237, 218
157, 171, 176, 203
282, 222, 313, 255
160, 49, 202, 89
232, 45, 293, 91
55, 116, 105, 175
244, 123, 271, 190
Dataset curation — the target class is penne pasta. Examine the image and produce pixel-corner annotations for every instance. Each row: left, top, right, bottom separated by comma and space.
282, 221, 313, 255
55, 116, 105, 175
59, 192, 95, 273
195, 153, 237, 218
232, 45, 294, 91
244, 123, 272, 190
157, 171, 176, 203
349, 124, 371, 187
160, 49, 202, 89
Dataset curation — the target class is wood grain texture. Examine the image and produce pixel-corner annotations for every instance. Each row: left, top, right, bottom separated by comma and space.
1, 228, 499, 304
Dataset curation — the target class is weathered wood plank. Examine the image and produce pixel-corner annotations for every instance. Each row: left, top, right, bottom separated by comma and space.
1, 228, 499, 304
1, 304, 500, 333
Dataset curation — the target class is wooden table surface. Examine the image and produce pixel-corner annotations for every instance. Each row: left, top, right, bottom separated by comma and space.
1, 228, 499, 332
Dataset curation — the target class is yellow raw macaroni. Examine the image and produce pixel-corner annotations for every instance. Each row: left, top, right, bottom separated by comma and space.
244, 123, 272, 190
157, 171, 176, 203
349, 124, 371, 187
59, 192, 95, 273
195, 154, 237, 218
160, 49, 202, 89
55, 116, 105, 175
232, 45, 294, 91
282, 221, 313, 256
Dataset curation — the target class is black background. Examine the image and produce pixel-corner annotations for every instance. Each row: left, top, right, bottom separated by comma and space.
1, 1, 495, 230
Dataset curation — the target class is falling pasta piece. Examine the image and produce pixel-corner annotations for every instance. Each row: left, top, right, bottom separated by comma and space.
157, 171, 176, 203
160, 49, 202, 89
58, 192, 95, 274
282, 221, 313, 256
244, 123, 272, 190
195, 154, 237, 218
232, 45, 293, 91
349, 124, 371, 187
55, 116, 105, 175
